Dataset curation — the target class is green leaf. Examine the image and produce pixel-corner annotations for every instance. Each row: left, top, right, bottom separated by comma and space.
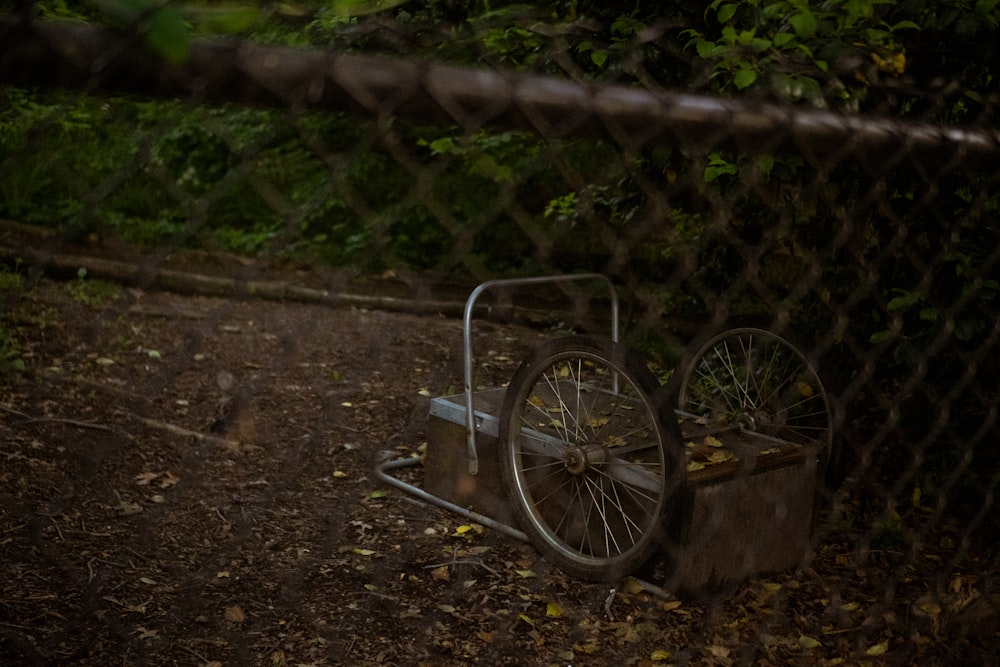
789, 10, 818, 38
717, 3, 738, 23
887, 291, 920, 310
328, 0, 410, 17
186, 5, 261, 34
95, 0, 190, 63
591, 49, 609, 67
870, 329, 893, 344
773, 32, 796, 47
733, 67, 758, 89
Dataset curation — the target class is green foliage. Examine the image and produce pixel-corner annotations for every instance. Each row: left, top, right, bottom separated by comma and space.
66, 268, 121, 307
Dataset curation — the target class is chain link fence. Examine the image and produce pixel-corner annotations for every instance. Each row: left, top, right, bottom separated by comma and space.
1, 6, 998, 665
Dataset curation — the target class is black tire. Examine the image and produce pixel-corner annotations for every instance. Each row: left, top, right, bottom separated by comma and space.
498, 336, 683, 582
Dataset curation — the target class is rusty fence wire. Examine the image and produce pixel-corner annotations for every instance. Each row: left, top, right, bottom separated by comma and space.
1, 8, 998, 666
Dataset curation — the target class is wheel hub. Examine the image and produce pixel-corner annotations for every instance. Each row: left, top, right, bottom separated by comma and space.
564, 445, 606, 475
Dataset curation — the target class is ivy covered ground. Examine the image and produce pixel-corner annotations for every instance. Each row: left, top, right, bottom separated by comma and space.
0, 247, 996, 666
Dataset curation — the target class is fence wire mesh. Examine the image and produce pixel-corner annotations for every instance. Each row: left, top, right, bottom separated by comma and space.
0, 4, 998, 666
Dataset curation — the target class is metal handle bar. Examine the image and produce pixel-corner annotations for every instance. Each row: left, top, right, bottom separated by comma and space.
462, 274, 619, 474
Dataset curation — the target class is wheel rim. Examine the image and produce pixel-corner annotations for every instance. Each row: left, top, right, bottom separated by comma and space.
678, 328, 832, 451
507, 350, 668, 570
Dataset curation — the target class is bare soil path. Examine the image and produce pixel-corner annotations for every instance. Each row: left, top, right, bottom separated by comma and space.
0, 267, 995, 665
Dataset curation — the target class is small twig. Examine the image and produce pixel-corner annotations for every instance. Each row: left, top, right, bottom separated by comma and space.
604, 588, 617, 620
423, 558, 500, 577
129, 414, 241, 449
0, 405, 30, 420
174, 642, 210, 665
22, 417, 112, 431
1, 405, 112, 431
49, 517, 63, 542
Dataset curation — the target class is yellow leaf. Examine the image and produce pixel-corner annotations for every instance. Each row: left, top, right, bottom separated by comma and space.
622, 577, 644, 594
799, 635, 821, 649
708, 450, 734, 464
762, 582, 782, 593
430, 565, 450, 581
353, 548, 376, 556
866, 641, 888, 656
661, 600, 682, 612
332, 470, 348, 478
517, 613, 536, 628
651, 649, 671, 661
703, 435, 723, 448
515, 569, 536, 578
797, 382, 815, 398
546, 601, 563, 617
919, 602, 942, 615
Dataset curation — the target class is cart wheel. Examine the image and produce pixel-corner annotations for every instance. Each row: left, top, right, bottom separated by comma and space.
671, 322, 834, 459
498, 336, 683, 582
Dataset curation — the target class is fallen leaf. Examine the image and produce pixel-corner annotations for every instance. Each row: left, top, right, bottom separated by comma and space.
332, 470, 348, 478
117, 501, 143, 516
517, 613, 536, 628
353, 548, 376, 556
919, 601, 942, 615
136, 626, 158, 640
515, 569, 536, 578
799, 635, 821, 649
430, 565, 450, 581
224, 606, 245, 623
369, 490, 388, 499
704, 435, 723, 447
437, 604, 456, 613
159, 471, 179, 488
134, 472, 159, 486
651, 648, 671, 661
707, 644, 730, 658
661, 600, 683, 612
216, 571, 230, 578
708, 450, 734, 464
866, 641, 888, 656
546, 601, 563, 617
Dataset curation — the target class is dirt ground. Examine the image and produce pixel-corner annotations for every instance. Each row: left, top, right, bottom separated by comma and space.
1, 256, 997, 666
